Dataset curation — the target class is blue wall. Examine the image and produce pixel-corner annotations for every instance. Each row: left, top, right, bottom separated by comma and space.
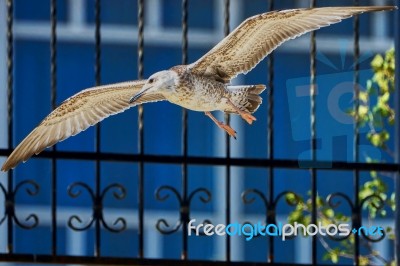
6, 0, 395, 264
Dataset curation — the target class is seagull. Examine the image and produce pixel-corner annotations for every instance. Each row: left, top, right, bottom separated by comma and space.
1, 6, 396, 171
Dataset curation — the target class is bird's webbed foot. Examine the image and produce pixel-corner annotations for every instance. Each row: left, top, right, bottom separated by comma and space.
239, 112, 256, 124
204, 112, 237, 139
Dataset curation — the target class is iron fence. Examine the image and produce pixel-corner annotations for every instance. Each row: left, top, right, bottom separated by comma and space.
0, 0, 399, 265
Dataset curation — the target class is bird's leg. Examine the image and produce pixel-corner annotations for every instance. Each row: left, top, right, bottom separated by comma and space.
224, 98, 256, 125
204, 112, 237, 139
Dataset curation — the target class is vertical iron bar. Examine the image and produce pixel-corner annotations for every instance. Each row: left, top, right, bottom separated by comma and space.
395, 5, 400, 264
267, 0, 274, 263
137, 0, 145, 258
352, 1, 360, 265
50, 0, 57, 256
309, 0, 317, 264
94, 0, 101, 257
223, 0, 230, 262
181, 0, 188, 260
6, 0, 13, 254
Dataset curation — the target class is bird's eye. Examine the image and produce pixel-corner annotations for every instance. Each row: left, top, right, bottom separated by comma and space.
149, 78, 154, 84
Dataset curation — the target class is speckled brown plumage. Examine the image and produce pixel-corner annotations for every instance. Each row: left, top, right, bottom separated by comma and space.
189, 6, 396, 81
1, 80, 164, 171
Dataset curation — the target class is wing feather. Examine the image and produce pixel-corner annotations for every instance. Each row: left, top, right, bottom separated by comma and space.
189, 6, 396, 81
2, 79, 165, 171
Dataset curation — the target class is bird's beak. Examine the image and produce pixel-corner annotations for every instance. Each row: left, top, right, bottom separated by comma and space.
129, 88, 150, 103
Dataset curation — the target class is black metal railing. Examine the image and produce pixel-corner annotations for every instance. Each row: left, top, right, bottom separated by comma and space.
0, 0, 399, 265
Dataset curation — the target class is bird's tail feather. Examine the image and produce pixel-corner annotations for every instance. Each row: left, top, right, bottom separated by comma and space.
227, 84, 266, 113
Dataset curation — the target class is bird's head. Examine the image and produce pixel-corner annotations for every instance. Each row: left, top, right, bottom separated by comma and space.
129, 70, 178, 103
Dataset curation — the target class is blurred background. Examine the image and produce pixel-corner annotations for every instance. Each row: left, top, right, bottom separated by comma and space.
0, 0, 398, 265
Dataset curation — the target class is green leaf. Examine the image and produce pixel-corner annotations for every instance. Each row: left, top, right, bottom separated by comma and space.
359, 256, 370, 266
367, 133, 380, 147
388, 233, 395, 240
323, 208, 334, 218
381, 130, 389, 141
358, 91, 369, 104
367, 131, 389, 148
331, 252, 338, 263
370, 171, 377, 178
322, 252, 331, 262
380, 92, 390, 103
371, 54, 384, 70
285, 193, 299, 205
358, 105, 368, 117
388, 114, 395, 125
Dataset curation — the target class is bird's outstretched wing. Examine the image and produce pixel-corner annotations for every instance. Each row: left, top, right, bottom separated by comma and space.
189, 6, 396, 82
1, 80, 165, 171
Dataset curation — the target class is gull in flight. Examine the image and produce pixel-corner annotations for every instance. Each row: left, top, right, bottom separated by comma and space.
1, 6, 396, 171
